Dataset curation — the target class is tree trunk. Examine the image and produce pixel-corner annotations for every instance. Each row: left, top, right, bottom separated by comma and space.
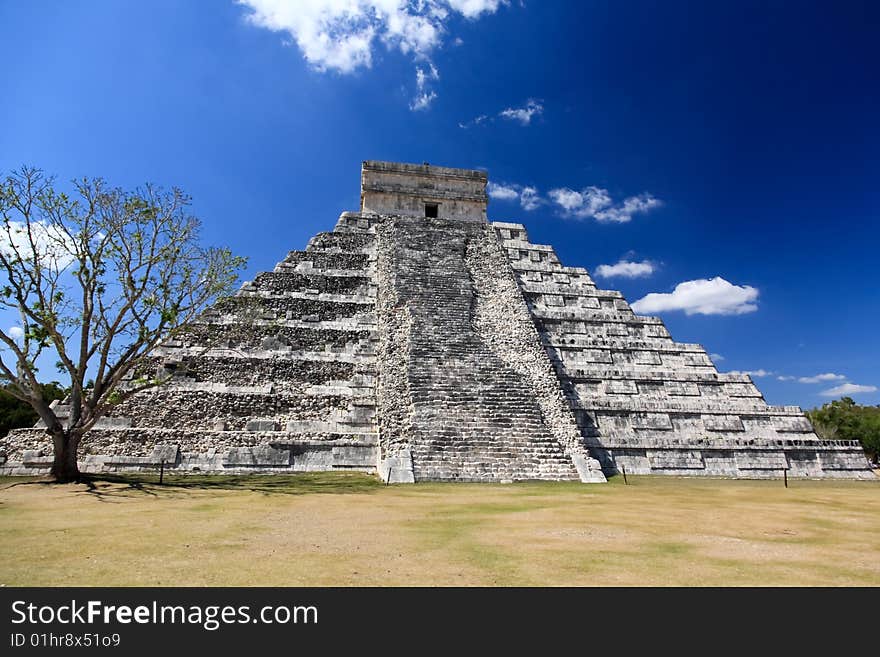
50, 428, 81, 483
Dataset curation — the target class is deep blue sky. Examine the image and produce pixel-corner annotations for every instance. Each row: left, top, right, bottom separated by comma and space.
1, 1, 877, 408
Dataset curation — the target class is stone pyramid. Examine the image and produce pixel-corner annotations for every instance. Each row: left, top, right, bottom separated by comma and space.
1, 161, 872, 480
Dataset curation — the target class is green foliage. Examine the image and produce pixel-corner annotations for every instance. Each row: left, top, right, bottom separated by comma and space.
0, 382, 67, 437
807, 397, 880, 462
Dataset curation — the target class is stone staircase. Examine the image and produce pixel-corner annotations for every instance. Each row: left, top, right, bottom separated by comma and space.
380, 217, 582, 481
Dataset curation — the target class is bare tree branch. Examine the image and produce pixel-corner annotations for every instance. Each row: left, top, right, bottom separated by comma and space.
0, 166, 247, 481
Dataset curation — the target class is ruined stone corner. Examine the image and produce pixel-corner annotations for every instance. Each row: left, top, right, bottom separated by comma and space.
571, 453, 608, 483
377, 448, 415, 484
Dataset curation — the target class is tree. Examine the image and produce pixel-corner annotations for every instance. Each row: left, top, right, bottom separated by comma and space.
807, 397, 880, 464
0, 167, 246, 482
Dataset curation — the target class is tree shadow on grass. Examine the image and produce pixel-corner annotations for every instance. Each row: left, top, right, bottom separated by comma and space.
77, 471, 383, 499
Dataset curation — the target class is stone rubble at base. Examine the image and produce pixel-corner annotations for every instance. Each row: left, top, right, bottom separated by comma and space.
0, 161, 873, 481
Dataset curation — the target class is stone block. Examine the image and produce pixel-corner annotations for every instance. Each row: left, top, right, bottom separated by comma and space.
246, 419, 279, 431
93, 417, 133, 429
631, 413, 673, 430
223, 445, 290, 467
703, 415, 745, 432
735, 451, 787, 470
606, 380, 638, 395
647, 450, 705, 469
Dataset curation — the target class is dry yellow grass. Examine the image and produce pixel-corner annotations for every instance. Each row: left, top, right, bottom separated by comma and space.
1, 473, 878, 586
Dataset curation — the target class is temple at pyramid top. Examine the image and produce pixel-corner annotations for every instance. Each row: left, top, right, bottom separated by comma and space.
360, 160, 488, 222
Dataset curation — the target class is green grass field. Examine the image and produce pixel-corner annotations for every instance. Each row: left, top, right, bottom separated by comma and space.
1, 472, 878, 586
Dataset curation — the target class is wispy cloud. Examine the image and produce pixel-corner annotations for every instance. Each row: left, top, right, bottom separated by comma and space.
486, 181, 520, 201
519, 186, 540, 211
776, 372, 848, 383
631, 277, 759, 316
458, 114, 489, 129
710, 353, 725, 362
487, 181, 542, 211
820, 383, 878, 397
594, 258, 656, 279
410, 63, 439, 111
460, 99, 543, 128
548, 186, 661, 223
7, 326, 24, 341
798, 373, 846, 384
499, 99, 543, 125
728, 369, 774, 378
238, 1, 508, 109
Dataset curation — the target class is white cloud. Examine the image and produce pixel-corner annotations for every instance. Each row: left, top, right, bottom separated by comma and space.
519, 186, 540, 211
595, 194, 662, 223
410, 63, 438, 110
548, 188, 593, 213
594, 259, 656, 279
458, 113, 489, 128
797, 373, 846, 384
499, 99, 543, 125
728, 369, 773, 378
631, 277, 759, 316
548, 186, 661, 223
777, 375, 795, 381
488, 180, 661, 220
1, 220, 76, 270
446, 0, 503, 18
7, 326, 24, 340
710, 353, 725, 362
487, 182, 541, 211
820, 383, 878, 397
238, 1, 507, 108
460, 99, 543, 129
486, 181, 520, 201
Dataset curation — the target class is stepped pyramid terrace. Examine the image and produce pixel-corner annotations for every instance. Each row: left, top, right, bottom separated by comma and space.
1, 161, 873, 481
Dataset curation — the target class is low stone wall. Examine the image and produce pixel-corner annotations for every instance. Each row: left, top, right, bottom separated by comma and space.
0, 428, 377, 476
589, 436, 874, 479
145, 355, 360, 387
177, 323, 372, 350
279, 251, 370, 270
246, 272, 372, 295
110, 389, 350, 431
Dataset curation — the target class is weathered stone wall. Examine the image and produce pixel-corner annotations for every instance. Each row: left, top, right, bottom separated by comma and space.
111, 389, 348, 431
361, 160, 488, 222
0, 428, 376, 475
177, 323, 372, 351
143, 355, 359, 386
374, 216, 416, 462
